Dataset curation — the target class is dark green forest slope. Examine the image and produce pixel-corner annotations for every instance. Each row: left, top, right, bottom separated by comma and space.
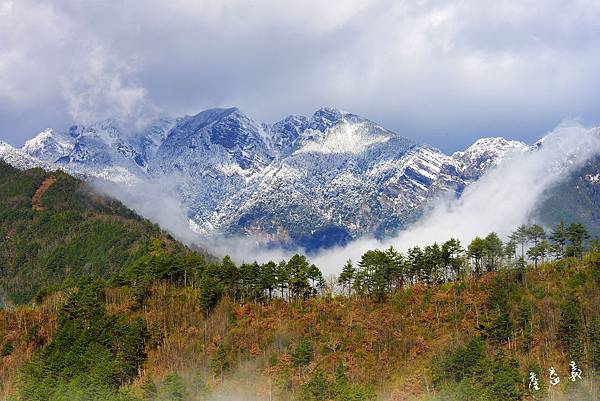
0, 161, 192, 305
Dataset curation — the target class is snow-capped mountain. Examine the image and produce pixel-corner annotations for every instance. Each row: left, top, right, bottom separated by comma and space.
0, 140, 52, 170
3, 107, 531, 250
452, 137, 530, 180
22, 128, 74, 163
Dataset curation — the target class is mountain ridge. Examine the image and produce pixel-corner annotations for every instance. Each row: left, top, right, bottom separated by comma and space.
0, 107, 574, 250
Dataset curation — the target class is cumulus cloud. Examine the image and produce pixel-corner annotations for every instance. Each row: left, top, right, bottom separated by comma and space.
1, 0, 600, 150
0, 0, 155, 136
60, 45, 156, 130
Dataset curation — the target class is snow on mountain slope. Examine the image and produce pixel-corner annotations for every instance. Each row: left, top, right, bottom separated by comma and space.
296, 121, 391, 154
175, 109, 472, 247
153, 107, 273, 174
18, 118, 176, 183
23, 128, 75, 163
2, 107, 539, 250
148, 108, 276, 225
452, 137, 529, 181
267, 114, 308, 156
0, 140, 49, 170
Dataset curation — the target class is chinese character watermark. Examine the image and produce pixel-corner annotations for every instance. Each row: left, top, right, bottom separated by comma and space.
569, 361, 582, 382
549, 366, 560, 386
528, 371, 540, 391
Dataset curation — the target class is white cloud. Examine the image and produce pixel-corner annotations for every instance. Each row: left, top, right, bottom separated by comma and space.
60, 45, 154, 129
0, 0, 154, 134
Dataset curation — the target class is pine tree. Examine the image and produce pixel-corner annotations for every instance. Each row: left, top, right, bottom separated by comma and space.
558, 292, 583, 360
565, 223, 590, 259
276, 260, 290, 299
549, 221, 568, 258
211, 343, 229, 382
219, 256, 240, 297
352, 269, 367, 295
407, 246, 424, 284
338, 260, 355, 296
484, 232, 503, 272
468, 237, 487, 275
526, 224, 546, 246
287, 254, 311, 300
308, 264, 324, 296
510, 225, 530, 261
385, 246, 405, 289
17, 276, 148, 401
588, 317, 600, 373
258, 261, 277, 299
239, 262, 261, 301
527, 240, 548, 268
292, 336, 313, 378
358, 250, 390, 300
442, 238, 464, 281
157, 374, 188, 401
504, 239, 517, 265
301, 369, 331, 401
423, 243, 444, 284
198, 275, 224, 312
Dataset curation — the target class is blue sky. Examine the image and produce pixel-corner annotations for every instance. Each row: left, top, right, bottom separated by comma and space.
1, 0, 600, 152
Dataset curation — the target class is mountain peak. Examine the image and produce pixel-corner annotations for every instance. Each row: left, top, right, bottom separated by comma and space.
309, 107, 356, 131
24, 127, 62, 145
312, 106, 346, 116
23, 128, 74, 163
311, 107, 349, 121
466, 136, 526, 149
1, 139, 47, 170
189, 107, 240, 122
456, 136, 529, 160
453, 136, 529, 180
154, 106, 272, 174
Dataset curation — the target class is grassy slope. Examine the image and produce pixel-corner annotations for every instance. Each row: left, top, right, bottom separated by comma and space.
2, 254, 599, 400
0, 161, 188, 304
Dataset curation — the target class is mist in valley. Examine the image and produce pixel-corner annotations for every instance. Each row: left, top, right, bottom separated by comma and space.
95, 121, 600, 277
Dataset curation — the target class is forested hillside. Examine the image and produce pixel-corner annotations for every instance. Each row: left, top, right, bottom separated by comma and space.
1, 164, 600, 400
0, 221, 599, 399
0, 161, 195, 305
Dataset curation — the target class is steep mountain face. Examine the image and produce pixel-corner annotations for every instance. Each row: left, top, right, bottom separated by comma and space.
452, 137, 530, 181
3, 107, 532, 250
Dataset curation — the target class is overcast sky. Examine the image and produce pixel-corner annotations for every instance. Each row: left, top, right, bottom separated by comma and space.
1, 0, 600, 152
